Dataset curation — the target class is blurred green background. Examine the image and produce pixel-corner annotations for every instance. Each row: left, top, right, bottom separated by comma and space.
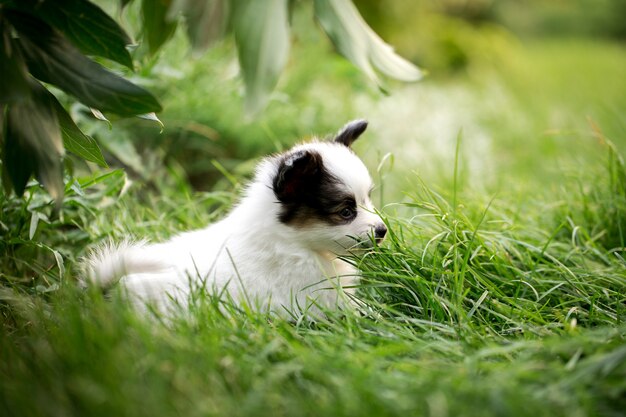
90, 0, 625, 199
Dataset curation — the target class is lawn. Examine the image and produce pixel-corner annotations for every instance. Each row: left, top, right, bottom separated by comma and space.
1, 13, 625, 417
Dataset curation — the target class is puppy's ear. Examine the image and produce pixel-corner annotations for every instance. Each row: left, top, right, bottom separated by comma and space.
334, 119, 368, 147
273, 150, 323, 202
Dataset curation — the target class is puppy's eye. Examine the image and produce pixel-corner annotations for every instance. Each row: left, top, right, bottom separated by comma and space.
339, 207, 355, 219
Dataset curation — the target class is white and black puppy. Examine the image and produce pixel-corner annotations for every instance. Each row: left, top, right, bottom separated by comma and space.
84, 120, 387, 316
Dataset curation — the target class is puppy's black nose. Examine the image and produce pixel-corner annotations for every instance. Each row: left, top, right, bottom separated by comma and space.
374, 224, 387, 240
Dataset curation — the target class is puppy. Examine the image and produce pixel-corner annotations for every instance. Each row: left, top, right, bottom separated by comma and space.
84, 120, 387, 316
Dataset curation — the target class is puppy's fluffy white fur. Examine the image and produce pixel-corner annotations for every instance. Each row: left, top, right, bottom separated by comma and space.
83, 120, 386, 316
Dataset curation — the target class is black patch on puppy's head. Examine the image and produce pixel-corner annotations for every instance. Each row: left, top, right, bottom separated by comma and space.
273, 150, 323, 203
273, 150, 357, 227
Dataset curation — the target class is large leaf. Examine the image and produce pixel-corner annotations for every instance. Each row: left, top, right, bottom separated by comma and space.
4, 0, 134, 69
233, 0, 290, 115
168, 0, 230, 52
0, 105, 11, 195
142, 0, 178, 55
314, 0, 422, 87
8, 11, 162, 117
0, 18, 30, 103
47, 97, 108, 167
3, 122, 36, 198
4, 81, 64, 202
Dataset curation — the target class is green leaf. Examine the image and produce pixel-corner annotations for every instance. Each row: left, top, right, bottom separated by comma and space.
3, 122, 36, 197
90, 108, 112, 129
5, 0, 134, 69
79, 168, 126, 189
29, 210, 40, 240
0, 18, 30, 103
233, 0, 290, 115
0, 103, 10, 193
314, 0, 422, 87
8, 11, 162, 117
4, 80, 64, 202
142, 0, 178, 55
47, 96, 108, 167
137, 112, 164, 132
168, 0, 230, 52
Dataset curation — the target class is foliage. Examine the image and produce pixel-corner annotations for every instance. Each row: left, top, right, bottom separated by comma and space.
0, 0, 420, 205
0, 0, 161, 205
150, 0, 422, 113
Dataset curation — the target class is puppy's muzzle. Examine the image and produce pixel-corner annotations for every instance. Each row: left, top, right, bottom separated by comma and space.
348, 224, 387, 250
374, 224, 387, 243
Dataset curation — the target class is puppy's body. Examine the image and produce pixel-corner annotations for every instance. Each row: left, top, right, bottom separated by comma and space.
85, 121, 386, 316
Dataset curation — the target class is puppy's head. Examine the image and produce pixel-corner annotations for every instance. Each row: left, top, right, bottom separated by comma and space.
272, 120, 387, 254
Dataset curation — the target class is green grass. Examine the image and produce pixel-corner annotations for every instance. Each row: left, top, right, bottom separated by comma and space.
2, 30, 626, 417
1, 151, 625, 416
